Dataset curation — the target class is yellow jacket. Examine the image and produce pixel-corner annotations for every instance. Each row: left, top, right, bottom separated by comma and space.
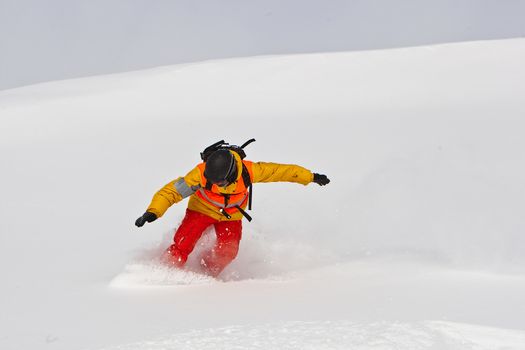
146, 152, 314, 221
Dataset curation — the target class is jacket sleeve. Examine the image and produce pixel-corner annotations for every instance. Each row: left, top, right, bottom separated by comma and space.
251, 162, 314, 185
146, 166, 202, 218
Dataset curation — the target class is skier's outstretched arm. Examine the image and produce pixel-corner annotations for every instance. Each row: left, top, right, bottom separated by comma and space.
251, 162, 330, 186
135, 167, 202, 227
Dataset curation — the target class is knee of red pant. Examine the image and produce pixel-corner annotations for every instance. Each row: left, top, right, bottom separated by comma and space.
204, 242, 239, 261
217, 240, 240, 257
174, 235, 190, 252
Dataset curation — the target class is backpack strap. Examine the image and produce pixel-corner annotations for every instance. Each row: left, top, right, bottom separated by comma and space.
234, 205, 252, 222
240, 138, 256, 149
221, 164, 254, 222
241, 163, 253, 210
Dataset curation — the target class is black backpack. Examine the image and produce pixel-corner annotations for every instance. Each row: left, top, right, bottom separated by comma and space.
200, 138, 256, 162
200, 139, 256, 221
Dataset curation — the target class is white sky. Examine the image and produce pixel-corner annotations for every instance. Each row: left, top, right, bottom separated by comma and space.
1, 0, 524, 90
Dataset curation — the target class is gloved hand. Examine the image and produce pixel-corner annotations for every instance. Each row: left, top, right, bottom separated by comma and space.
135, 211, 158, 227
313, 173, 330, 186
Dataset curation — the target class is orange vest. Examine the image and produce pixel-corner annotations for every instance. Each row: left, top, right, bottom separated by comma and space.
195, 160, 254, 217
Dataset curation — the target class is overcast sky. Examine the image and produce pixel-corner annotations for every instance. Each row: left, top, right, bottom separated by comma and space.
1, 0, 524, 90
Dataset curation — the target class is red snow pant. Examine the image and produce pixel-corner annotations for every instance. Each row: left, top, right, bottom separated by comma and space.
164, 209, 242, 277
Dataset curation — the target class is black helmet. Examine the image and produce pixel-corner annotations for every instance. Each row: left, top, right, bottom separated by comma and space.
204, 149, 237, 185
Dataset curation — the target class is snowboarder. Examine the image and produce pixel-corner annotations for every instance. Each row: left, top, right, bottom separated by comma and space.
135, 140, 330, 277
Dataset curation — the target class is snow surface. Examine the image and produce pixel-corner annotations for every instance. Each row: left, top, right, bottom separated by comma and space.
1, 38, 525, 349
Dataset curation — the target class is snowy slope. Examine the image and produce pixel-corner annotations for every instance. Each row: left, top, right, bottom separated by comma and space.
1, 39, 525, 349
4, 0, 525, 90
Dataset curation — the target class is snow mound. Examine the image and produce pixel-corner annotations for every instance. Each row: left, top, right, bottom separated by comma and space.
97, 320, 525, 350
109, 261, 216, 288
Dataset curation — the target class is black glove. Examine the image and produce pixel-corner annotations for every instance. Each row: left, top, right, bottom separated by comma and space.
313, 173, 330, 186
135, 211, 158, 227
